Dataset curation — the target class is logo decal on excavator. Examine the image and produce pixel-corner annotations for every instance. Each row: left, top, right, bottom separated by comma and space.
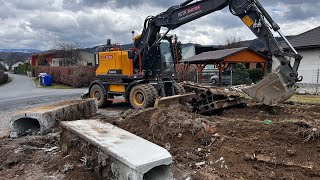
178, 5, 201, 20
242, 15, 254, 27
105, 55, 113, 59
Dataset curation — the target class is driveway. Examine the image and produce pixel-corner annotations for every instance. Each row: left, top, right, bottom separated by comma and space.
0, 73, 86, 135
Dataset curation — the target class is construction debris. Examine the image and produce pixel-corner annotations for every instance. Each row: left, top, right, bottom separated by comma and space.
182, 82, 245, 115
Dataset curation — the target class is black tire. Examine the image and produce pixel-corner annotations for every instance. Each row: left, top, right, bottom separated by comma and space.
173, 83, 186, 95
212, 79, 217, 85
129, 84, 158, 109
90, 84, 112, 108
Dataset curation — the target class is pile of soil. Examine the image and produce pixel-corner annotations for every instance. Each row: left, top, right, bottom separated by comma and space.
1, 102, 320, 179
108, 103, 320, 179
0, 131, 95, 180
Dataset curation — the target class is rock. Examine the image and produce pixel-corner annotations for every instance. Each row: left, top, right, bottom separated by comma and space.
244, 153, 254, 161
62, 164, 74, 173
195, 161, 206, 167
286, 149, 296, 156
269, 171, 276, 179
256, 154, 271, 162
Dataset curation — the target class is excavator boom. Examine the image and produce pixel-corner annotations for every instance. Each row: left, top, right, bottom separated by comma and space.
133, 0, 302, 106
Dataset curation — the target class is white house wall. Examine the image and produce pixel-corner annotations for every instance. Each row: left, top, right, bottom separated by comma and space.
182, 45, 196, 59
51, 58, 63, 66
272, 48, 320, 84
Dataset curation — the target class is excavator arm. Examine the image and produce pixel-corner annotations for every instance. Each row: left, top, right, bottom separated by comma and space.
133, 0, 302, 106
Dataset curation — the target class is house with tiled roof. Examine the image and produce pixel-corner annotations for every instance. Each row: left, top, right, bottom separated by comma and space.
272, 26, 320, 89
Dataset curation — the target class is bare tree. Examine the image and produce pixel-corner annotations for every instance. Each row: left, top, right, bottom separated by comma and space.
52, 40, 82, 66
224, 36, 243, 49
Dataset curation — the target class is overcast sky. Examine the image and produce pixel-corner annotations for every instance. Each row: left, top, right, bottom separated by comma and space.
0, 0, 319, 50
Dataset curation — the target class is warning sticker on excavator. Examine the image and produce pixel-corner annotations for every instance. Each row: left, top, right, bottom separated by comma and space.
242, 15, 254, 27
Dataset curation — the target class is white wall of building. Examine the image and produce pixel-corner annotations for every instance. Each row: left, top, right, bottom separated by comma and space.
182, 45, 196, 59
11, 62, 24, 70
51, 58, 63, 66
79, 52, 95, 66
272, 48, 320, 84
0, 61, 9, 70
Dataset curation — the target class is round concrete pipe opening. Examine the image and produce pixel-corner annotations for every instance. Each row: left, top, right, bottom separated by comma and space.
12, 118, 40, 136
143, 165, 171, 180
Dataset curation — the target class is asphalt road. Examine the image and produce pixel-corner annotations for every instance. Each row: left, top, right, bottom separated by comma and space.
0, 73, 86, 135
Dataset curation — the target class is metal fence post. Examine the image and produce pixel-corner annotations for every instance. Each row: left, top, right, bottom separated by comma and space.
230, 70, 233, 86
316, 69, 319, 95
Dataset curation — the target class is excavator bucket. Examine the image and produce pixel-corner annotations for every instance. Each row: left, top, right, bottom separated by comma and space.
242, 72, 295, 106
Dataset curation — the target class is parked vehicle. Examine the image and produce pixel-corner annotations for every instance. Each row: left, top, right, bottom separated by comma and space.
210, 71, 231, 85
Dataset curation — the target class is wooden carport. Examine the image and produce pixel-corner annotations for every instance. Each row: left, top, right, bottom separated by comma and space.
181, 47, 270, 86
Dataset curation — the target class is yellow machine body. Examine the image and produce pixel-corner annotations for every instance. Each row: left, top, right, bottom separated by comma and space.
95, 50, 133, 94
96, 50, 133, 77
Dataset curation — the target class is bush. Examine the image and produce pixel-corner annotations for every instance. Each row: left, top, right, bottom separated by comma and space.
0, 63, 7, 71
248, 68, 264, 83
0, 71, 8, 84
233, 64, 251, 85
16, 63, 32, 75
34, 66, 95, 88
176, 64, 197, 82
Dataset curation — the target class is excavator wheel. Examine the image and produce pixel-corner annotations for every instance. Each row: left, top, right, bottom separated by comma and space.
130, 84, 158, 109
90, 84, 112, 108
173, 83, 186, 95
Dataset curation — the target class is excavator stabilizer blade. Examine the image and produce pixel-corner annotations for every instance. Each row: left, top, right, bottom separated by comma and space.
154, 93, 196, 108
242, 72, 295, 106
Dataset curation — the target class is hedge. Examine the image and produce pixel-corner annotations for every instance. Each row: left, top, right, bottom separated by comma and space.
176, 64, 197, 82
0, 71, 8, 84
15, 63, 32, 75
248, 68, 264, 83
34, 66, 96, 88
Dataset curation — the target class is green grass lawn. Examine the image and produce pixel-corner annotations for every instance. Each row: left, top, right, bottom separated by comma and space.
32, 77, 74, 89
287, 94, 320, 104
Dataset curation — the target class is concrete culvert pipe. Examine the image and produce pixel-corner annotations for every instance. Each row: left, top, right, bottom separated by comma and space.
11, 118, 40, 137
143, 165, 172, 180
10, 99, 97, 138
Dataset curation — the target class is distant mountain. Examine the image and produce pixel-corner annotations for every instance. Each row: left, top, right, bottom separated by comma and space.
0, 52, 31, 66
0, 49, 41, 53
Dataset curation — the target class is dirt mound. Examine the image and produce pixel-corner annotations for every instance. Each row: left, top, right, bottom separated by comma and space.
0, 131, 95, 180
1, 102, 320, 179
105, 104, 320, 179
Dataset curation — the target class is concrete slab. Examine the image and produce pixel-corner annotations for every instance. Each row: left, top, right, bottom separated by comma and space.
60, 120, 172, 180
10, 99, 96, 137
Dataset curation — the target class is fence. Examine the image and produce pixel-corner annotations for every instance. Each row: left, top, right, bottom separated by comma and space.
192, 69, 320, 95
296, 69, 320, 95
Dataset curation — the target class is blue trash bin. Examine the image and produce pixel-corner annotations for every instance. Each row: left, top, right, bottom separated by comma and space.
42, 75, 53, 86
38, 73, 47, 86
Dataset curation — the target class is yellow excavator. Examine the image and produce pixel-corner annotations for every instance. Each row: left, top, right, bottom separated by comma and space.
85, 0, 303, 109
